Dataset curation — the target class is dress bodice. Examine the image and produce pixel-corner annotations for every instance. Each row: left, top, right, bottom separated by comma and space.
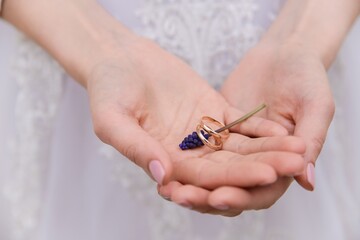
0, 1, 359, 240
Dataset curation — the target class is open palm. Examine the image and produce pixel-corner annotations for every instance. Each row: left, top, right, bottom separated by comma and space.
87, 37, 306, 196
221, 44, 334, 191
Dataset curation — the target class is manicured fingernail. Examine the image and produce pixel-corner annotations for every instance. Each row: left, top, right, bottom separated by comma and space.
214, 205, 229, 210
162, 196, 171, 202
307, 163, 315, 190
149, 160, 165, 185
179, 202, 193, 210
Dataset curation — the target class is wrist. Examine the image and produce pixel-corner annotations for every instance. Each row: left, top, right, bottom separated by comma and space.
258, 35, 325, 69
55, 4, 139, 88
260, 27, 340, 71
2, 0, 137, 87
260, 0, 360, 70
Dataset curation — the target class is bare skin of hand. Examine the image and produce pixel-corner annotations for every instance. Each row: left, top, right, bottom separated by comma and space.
88, 36, 306, 190
158, 0, 360, 215
3, 0, 309, 217
221, 41, 334, 191
157, 42, 329, 216
219, 0, 360, 192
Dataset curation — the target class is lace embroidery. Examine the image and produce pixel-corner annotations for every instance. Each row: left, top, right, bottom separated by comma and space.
105, 1, 282, 240
3, 34, 65, 240
3, 1, 288, 239
136, 0, 262, 89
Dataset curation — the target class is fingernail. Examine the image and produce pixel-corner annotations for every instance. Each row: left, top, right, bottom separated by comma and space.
149, 160, 165, 185
179, 202, 193, 210
162, 196, 171, 202
307, 163, 315, 190
214, 205, 229, 211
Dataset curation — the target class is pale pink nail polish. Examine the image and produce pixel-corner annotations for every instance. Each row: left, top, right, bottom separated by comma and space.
162, 196, 171, 202
149, 160, 165, 185
307, 163, 315, 190
179, 202, 193, 210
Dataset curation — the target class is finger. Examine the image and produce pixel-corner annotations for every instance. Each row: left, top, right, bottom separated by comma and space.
208, 150, 305, 177
224, 106, 288, 137
253, 152, 305, 177
174, 153, 277, 189
163, 182, 242, 216
294, 98, 335, 191
158, 181, 182, 201
223, 135, 306, 155
208, 177, 293, 211
170, 184, 213, 213
171, 184, 243, 217
94, 114, 172, 185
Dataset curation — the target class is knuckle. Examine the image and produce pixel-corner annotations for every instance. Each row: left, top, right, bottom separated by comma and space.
236, 142, 242, 154
123, 143, 139, 166
285, 137, 306, 153
327, 98, 335, 111
256, 199, 276, 210
321, 97, 335, 119
284, 156, 304, 174
260, 170, 277, 185
93, 117, 110, 144
311, 136, 326, 153
195, 162, 211, 188
236, 138, 250, 154
222, 211, 242, 217
197, 208, 213, 214
327, 98, 335, 115
261, 202, 273, 210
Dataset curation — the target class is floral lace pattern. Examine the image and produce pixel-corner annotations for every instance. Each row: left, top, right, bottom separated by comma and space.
104, 1, 282, 239
4, 0, 357, 239
2, 1, 312, 240
3, 35, 65, 240
136, 0, 281, 89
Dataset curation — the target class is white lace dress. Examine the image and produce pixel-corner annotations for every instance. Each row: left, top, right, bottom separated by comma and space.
0, 1, 359, 239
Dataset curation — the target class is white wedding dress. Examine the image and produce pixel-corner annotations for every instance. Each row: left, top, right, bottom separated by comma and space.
0, 1, 360, 239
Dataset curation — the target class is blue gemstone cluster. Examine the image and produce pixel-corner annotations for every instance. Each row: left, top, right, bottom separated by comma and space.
179, 131, 210, 150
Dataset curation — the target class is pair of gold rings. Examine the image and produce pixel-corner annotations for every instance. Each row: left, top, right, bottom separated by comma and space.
192, 103, 266, 151
196, 116, 229, 150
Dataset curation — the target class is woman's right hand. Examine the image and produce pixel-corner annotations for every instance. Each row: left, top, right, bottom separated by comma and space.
87, 34, 306, 190
3, 0, 306, 213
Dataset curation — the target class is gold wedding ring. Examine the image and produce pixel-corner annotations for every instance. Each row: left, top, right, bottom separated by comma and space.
196, 116, 230, 150
195, 103, 267, 151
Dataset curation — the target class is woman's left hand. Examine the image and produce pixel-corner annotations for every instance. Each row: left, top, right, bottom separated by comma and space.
157, 38, 334, 216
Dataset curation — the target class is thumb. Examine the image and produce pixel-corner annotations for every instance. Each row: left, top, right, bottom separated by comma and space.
95, 114, 173, 185
294, 99, 335, 191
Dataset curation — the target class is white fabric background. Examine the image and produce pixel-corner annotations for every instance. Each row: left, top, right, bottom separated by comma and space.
0, 1, 360, 239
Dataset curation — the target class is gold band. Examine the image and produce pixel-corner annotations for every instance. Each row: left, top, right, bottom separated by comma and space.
184, 104, 265, 151
196, 116, 230, 150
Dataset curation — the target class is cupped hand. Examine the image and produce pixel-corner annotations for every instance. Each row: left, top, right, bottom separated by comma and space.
86, 35, 305, 191
158, 177, 295, 217
159, 135, 305, 216
221, 41, 335, 191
